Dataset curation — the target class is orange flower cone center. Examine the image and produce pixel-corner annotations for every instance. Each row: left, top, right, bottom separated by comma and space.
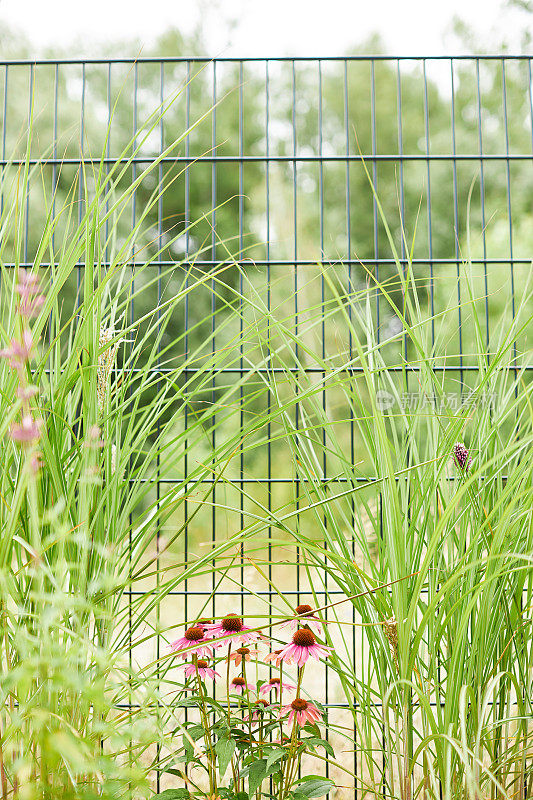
293, 628, 316, 647
291, 698, 308, 711
185, 626, 204, 641
222, 614, 244, 632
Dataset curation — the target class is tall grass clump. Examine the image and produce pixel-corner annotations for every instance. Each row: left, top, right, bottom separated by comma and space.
0, 86, 279, 799
221, 186, 533, 799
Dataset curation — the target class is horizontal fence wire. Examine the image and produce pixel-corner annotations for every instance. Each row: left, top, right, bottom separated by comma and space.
1, 54, 531, 797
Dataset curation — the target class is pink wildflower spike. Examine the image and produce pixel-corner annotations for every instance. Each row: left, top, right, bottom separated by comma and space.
30, 452, 43, 474
15, 270, 40, 293
452, 442, 472, 471
178, 660, 220, 682
16, 385, 38, 401
244, 699, 270, 722
170, 625, 216, 660
15, 270, 45, 319
259, 677, 297, 697
280, 603, 328, 635
205, 614, 266, 646
277, 628, 332, 667
19, 294, 45, 319
228, 646, 259, 667
84, 425, 104, 448
0, 330, 34, 370
229, 676, 254, 695
280, 698, 322, 727
10, 415, 42, 444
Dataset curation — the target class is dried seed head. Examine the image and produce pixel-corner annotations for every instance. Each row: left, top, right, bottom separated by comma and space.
383, 617, 399, 673
97, 326, 119, 413
292, 628, 316, 647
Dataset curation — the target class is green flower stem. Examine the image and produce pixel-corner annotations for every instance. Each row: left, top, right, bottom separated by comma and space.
193, 654, 216, 796
279, 664, 305, 800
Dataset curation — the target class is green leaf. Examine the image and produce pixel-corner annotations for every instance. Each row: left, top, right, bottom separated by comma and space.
248, 758, 267, 796
152, 791, 190, 800
302, 737, 335, 757
216, 736, 236, 777
293, 778, 335, 797
188, 724, 206, 741
183, 733, 194, 761
265, 746, 286, 770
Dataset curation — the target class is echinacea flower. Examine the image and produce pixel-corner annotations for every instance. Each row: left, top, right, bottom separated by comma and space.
10, 414, 43, 444
277, 628, 332, 667
170, 625, 216, 659
206, 614, 266, 646
178, 659, 220, 682
259, 677, 297, 696
280, 603, 328, 635
229, 676, 253, 695
452, 442, 472, 471
0, 330, 35, 370
244, 699, 270, 721
264, 649, 284, 665
280, 698, 322, 727
228, 646, 259, 667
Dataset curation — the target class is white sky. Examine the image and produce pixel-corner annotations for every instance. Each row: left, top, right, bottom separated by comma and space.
0, 0, 530, 57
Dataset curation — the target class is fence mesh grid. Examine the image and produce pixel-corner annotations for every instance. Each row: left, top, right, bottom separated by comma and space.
1, 55, 531, 796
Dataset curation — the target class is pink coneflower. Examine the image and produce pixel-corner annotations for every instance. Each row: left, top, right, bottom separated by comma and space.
280, 698, 322, 727
10, 414, 42, 444
228, 646, 259, 667
178, 659, 220, 682
259, 677, 297, 697
206, 614, 266, 646
15, 270, 45, 318
264, 649, 283, 665
244, 699, 270, 721
229, 676, 253, 695
452, 442, 472, 471
170, 625, 216, 659
277, 629, 332, 667
280, 604, 328, 635
0, 330, 34, 370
